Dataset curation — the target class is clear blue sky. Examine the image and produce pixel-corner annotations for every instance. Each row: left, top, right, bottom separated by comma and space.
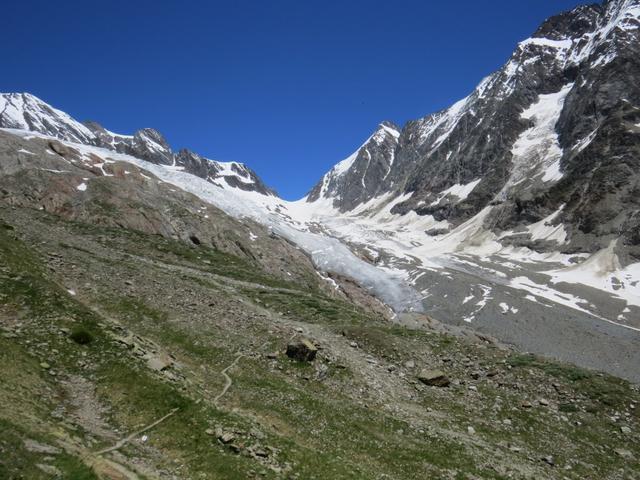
4, 0, 587, 199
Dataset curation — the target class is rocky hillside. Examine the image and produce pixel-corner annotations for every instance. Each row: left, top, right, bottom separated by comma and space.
0, 104, 637, 480
0, 157, 638, 479
307, 0, 640, 262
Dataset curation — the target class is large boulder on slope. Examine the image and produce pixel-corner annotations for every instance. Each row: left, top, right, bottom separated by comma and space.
286, 338, 317, 362
417, 369, 450, 387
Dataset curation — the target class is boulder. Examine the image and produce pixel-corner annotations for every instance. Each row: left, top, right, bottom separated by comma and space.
614, 448, 634, 460
286, 338, 317, 362
48, 140, 77, 157
218, 432, 235, 444
147, 352, 174, 372
417, 369, 450, 387
541, 455, 555, 466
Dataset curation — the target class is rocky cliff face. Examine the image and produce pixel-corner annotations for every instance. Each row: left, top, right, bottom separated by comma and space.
306, 122, 400, 210
307, 0, 640, 261
0, 93, 276, 197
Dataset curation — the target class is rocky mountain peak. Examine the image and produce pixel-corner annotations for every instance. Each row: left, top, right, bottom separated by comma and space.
533, 4, 602, 40
370, 121, 401, 146
0, 92, 97, 144
305, 121, 401, 210
173, 148, 277, 196
135, 127, 167, 143
131, 128, 173, 165
377, 120, 400, 136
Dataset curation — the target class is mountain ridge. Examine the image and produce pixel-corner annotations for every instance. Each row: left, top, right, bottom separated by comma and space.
0, 92, 277, 197
305, 0, 640, 265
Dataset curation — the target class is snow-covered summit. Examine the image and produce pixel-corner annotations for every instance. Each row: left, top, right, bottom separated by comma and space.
0, 93, 276, 196
0, 92, 96, 144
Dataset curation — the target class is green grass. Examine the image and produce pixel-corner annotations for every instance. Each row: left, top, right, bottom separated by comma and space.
103, 297, 169, 325
232, 357, 499, 479
95, 359, 279, 479
507, 353, 632, 408
70, 326, 96, 345
0, 419, 99, 480
243, 287, 377, 327
53, 455, 100, 480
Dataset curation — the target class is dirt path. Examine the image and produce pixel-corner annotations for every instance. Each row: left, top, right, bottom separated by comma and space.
213, 354, 245, 406
94, 408, 180, 456
128, 252, 310, 296
213, 341, 271, 407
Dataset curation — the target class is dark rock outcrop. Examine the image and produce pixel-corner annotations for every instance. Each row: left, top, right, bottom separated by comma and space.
286, 338, 318, 361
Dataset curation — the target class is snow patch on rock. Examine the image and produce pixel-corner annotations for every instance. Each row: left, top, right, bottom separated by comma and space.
501, 83, 574, 196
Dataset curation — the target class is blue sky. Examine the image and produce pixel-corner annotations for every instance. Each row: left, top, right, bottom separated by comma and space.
4, 0, 586, 199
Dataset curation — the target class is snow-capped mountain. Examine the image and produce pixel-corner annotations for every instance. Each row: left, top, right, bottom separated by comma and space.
0, 92, 96, 144
306, 0, 640, 262
306, 121, 400, 211
287, 0, 640, 378
0, 92, 275, 196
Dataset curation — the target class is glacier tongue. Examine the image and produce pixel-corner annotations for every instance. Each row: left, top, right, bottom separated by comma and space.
5, 130, 424, 313
122, 163, 426, 312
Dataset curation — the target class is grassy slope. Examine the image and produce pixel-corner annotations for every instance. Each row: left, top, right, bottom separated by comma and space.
0, 207, 638, 480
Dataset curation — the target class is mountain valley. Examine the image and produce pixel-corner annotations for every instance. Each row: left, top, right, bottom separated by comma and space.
1, 0, 640, 478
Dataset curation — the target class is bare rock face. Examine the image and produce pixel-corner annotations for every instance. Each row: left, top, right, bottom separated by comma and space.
286, 338, 318, 362
417, 369, 450, 387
